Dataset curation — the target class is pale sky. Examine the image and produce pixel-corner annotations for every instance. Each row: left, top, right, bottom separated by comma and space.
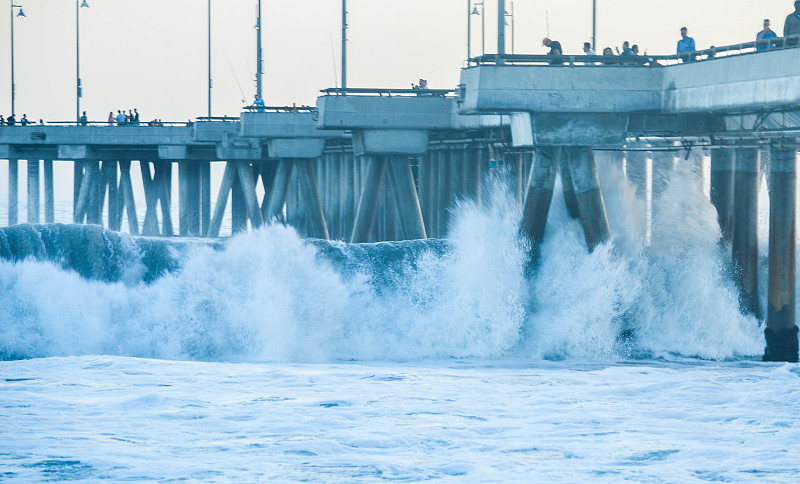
0, 0, 795, 122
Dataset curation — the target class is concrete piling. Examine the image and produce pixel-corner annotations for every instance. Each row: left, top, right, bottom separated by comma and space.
235, 162, 264, 230
44, 160, 54, 224
559, 155, 580, 220
567, 147, 611, 251
295, 158, 329, 240
764, 142, 799, 362
231, 164, 248, 233
263, 159, 294, 223
8, 159, 18, 226
388, 155, 427, 240
27, 160, 40, 224
522, 147, 561, 252
118, 160, 139, 235
710, 145, 736, 243
625, 145, 649, 199
351, 155, 388, 243
731, 146, 761, 318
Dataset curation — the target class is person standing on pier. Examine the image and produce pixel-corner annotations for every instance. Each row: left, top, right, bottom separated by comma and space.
253, 94, 265, 112
583, 42, 595, 55
115, 110, 126, 126
107, 112, 115, 126
785, 1, 800, 44
6, 114, 16, 126
20, 114, 29, 126
134, 109, 140, 125
80, 111, 88, 126
757, 19, 777, 50
677, 27, 696, 62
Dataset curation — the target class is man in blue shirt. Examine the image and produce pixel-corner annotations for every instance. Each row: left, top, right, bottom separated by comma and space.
757, 19, 777, 50
676, 26, 696, 62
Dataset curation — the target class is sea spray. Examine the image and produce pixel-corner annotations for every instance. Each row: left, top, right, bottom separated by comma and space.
0, 166, 767, 362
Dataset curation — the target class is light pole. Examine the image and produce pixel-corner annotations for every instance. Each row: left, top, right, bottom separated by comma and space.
592, 0, 597, 51
76, 0, 89, 124
255, 0, 263, 101
208, 0, 212, 117
471, 2, 485, 56
497, 0, 505, 64
341, 0, 347, 91
10, 3, 25, 117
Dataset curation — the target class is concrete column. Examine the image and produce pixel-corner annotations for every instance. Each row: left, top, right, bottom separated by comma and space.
200, 161, 212, 236
764, 143, 798, 362
104, 161, 121, 231
438, 149, 452, 235
87, 160, 105, 226
731, 147, 761, 319
156, 161, 174, 236
8, 159, 18, 226
388, 155, 427, 240
523, 147, 561, 251
207, 162, 236, 238
567, 147, 611, 251
350, 155, 388, 243
428, 149, 440, 237
179, 162, 192, 236
43, 160, 54, 224
140, 161, 160, 235
119, 160, 139, 235
27, 160, 40, 224
73, 160, 83, 215
236, 162, 264, 230
559, 155, 580, 219
264, 159, 294, 222
710, 146, 736, 243
231, 163, 247, 233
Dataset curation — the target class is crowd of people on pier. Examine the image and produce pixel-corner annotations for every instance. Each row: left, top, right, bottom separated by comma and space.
544, 0, 800, 63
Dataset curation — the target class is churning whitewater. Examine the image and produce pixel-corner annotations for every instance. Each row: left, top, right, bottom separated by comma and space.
0, 164, 764, 363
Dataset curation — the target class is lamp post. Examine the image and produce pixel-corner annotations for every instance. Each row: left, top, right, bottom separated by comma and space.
592, 0, 597, 50
10, 3, 25, 117
497, 0, 505, 64
76, 0, 89, 124
255, 0, 263, 101
471, 2, 485, 56
208, 0, 212, 117
341, 0, 347, 91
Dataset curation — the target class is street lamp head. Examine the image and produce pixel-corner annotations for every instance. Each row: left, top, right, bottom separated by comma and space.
80, 0, 89, 8
471, 6, 480, 15
16, 8, 26, 17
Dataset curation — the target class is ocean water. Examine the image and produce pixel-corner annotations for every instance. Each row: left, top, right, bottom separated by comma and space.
1, 163, 798, 482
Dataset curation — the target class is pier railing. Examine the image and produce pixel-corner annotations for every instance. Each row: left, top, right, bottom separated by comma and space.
320, 88, 456, 98
469, 34, 800, 67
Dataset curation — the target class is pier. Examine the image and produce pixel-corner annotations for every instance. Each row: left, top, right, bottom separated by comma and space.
3, 34, 800, 360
